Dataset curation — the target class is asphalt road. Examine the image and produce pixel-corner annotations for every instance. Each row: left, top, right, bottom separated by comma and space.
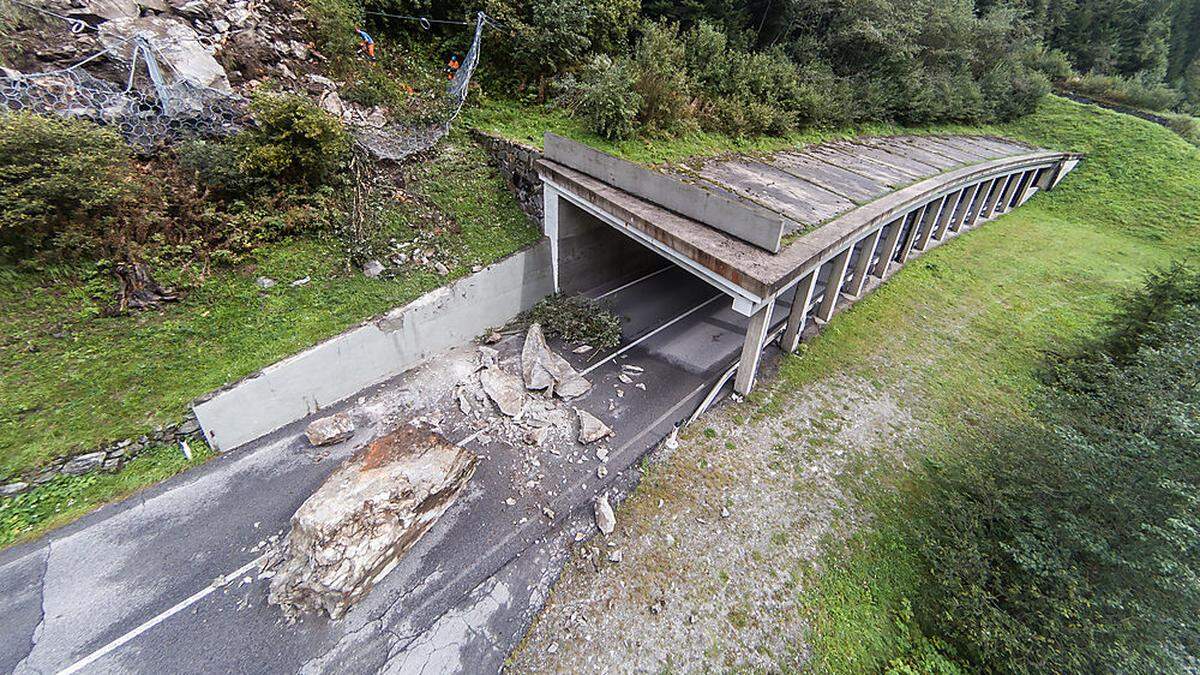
0, 263, 795, 675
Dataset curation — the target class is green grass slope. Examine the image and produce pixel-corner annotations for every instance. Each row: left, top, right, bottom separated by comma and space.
780, 98, 1199, 671
0, 133, 538, 545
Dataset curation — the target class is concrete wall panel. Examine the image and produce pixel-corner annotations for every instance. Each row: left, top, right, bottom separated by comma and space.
193, 244, 555, 452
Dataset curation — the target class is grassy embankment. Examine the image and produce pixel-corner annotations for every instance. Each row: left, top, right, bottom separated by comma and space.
0, 132, 539, 547
759, 97, 1199, 670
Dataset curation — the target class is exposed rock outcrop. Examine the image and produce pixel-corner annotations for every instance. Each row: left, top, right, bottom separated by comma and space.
99, 15, 232, 92
268, 425, 478, 619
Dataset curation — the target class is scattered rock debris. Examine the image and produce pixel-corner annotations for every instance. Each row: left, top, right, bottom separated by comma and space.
480, 367, 526, 417
304, 412, 355, 447
594, 492, 616, 535
521, 323, 591, 399
577, 410, 613, 444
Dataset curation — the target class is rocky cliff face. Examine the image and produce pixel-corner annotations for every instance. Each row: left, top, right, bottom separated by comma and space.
18, 0, 311, 89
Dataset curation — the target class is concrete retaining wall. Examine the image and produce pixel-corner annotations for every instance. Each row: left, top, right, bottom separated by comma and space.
193, 243, 555, 452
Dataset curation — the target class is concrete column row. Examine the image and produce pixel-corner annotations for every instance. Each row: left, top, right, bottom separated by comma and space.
760, 164, 1047, 396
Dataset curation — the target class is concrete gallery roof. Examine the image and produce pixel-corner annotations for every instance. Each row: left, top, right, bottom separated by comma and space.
537, 133, 1081, 304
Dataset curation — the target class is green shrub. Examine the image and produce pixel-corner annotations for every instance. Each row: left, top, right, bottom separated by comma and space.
909, 265, 1200, 672
629, 20, 694, 135
1165, 113, 1200, 146
520, 293, 623, 350
303, 0, 361, 56
557, 55, 642, 140
175, 139, 265, 199
980, 60, 1052, 122
238, 92, 351, 187
1024, 45, 1075, 82
0, 112, 140, 257
1065, 72, 1184, 112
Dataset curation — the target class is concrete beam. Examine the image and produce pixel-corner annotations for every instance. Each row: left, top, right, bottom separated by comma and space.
1016, 170, 1040, 206
950, 183, 981, 233
981, 175, 1009, 219
964, 179, 995, 228
872, 216, 905, 278
816, 247, 852, 322
543, 185, 561, 292
734, 299, 775, 395
997, 171, 1024, 213
543, 134, 786, 252
847, 229, 882, 297
781, 270, 818, 352
1050, 158, 1080, 189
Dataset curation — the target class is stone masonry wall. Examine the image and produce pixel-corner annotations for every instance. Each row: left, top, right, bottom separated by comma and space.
1, 413, 205, 498
473, 131, 544, 226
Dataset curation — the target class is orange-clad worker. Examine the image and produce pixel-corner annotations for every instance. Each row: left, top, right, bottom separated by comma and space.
355, 28, 377, 61
445, 52, 462, 80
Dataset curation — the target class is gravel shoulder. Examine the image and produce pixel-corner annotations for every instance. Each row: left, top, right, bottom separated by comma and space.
507, 371, 921, 672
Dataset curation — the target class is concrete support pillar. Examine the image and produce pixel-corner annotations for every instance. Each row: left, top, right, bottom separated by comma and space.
847, 229, 882, 297
734, 299, 775, 396
996, 173, 1022, 214
980, 176, 1009, 220
543, 186, 561, 292
1012, 169, 1032, 206
896, 204, 928, 264
932, 189, 962, 241
951, 183, 981, 233
781, 269, 818, 352
964, 179, 995, 228
872, 217, 905, 278
816, 247, 852, 322
915, 196, 948, 251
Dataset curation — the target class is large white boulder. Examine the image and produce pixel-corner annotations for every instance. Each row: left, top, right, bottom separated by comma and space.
268, 425, 478, 619
99, 15, 232, 92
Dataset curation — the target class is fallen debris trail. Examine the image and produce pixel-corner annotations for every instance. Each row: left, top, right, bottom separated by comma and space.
0, 265, 798, 674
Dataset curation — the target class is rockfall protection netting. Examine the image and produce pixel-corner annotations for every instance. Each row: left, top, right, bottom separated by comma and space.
0, 35, 246, 153
352, 10, 489, 161
0, 7, 492, 162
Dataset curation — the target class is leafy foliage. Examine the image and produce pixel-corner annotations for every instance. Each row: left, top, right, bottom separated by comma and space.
557, 55, 642, 140
0, 112, 140, 257
238, 92, 352, 187
520, 293, 623, 350
909, 265, 1200, 672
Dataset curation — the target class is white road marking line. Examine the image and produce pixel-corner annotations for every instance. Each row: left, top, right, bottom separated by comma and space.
591, 266, 672, 301
580, 294, 725, 377
58, 554, 268, 675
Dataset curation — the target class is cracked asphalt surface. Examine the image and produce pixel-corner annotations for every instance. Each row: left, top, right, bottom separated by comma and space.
0, 265, 796, 674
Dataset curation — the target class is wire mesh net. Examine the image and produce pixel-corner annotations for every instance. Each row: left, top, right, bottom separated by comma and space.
0, 36, 247, 153
350, 11, 487, 161
0, 9, 490, 161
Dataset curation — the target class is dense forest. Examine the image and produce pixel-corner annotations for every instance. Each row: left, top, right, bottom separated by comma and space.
339, 0, 1200, 139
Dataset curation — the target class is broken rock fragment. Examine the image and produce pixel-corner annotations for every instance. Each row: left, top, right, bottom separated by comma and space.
521, 323, 592, 400
480, 366, 526, 417
577, 409, 614, 444
268, 425, 478, 619
305, 412, 356, 446
594, 492, 616, 535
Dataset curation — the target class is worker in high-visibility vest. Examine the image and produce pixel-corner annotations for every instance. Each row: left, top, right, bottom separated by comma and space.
355, 28, 377, 61
445, 53, 462, 80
